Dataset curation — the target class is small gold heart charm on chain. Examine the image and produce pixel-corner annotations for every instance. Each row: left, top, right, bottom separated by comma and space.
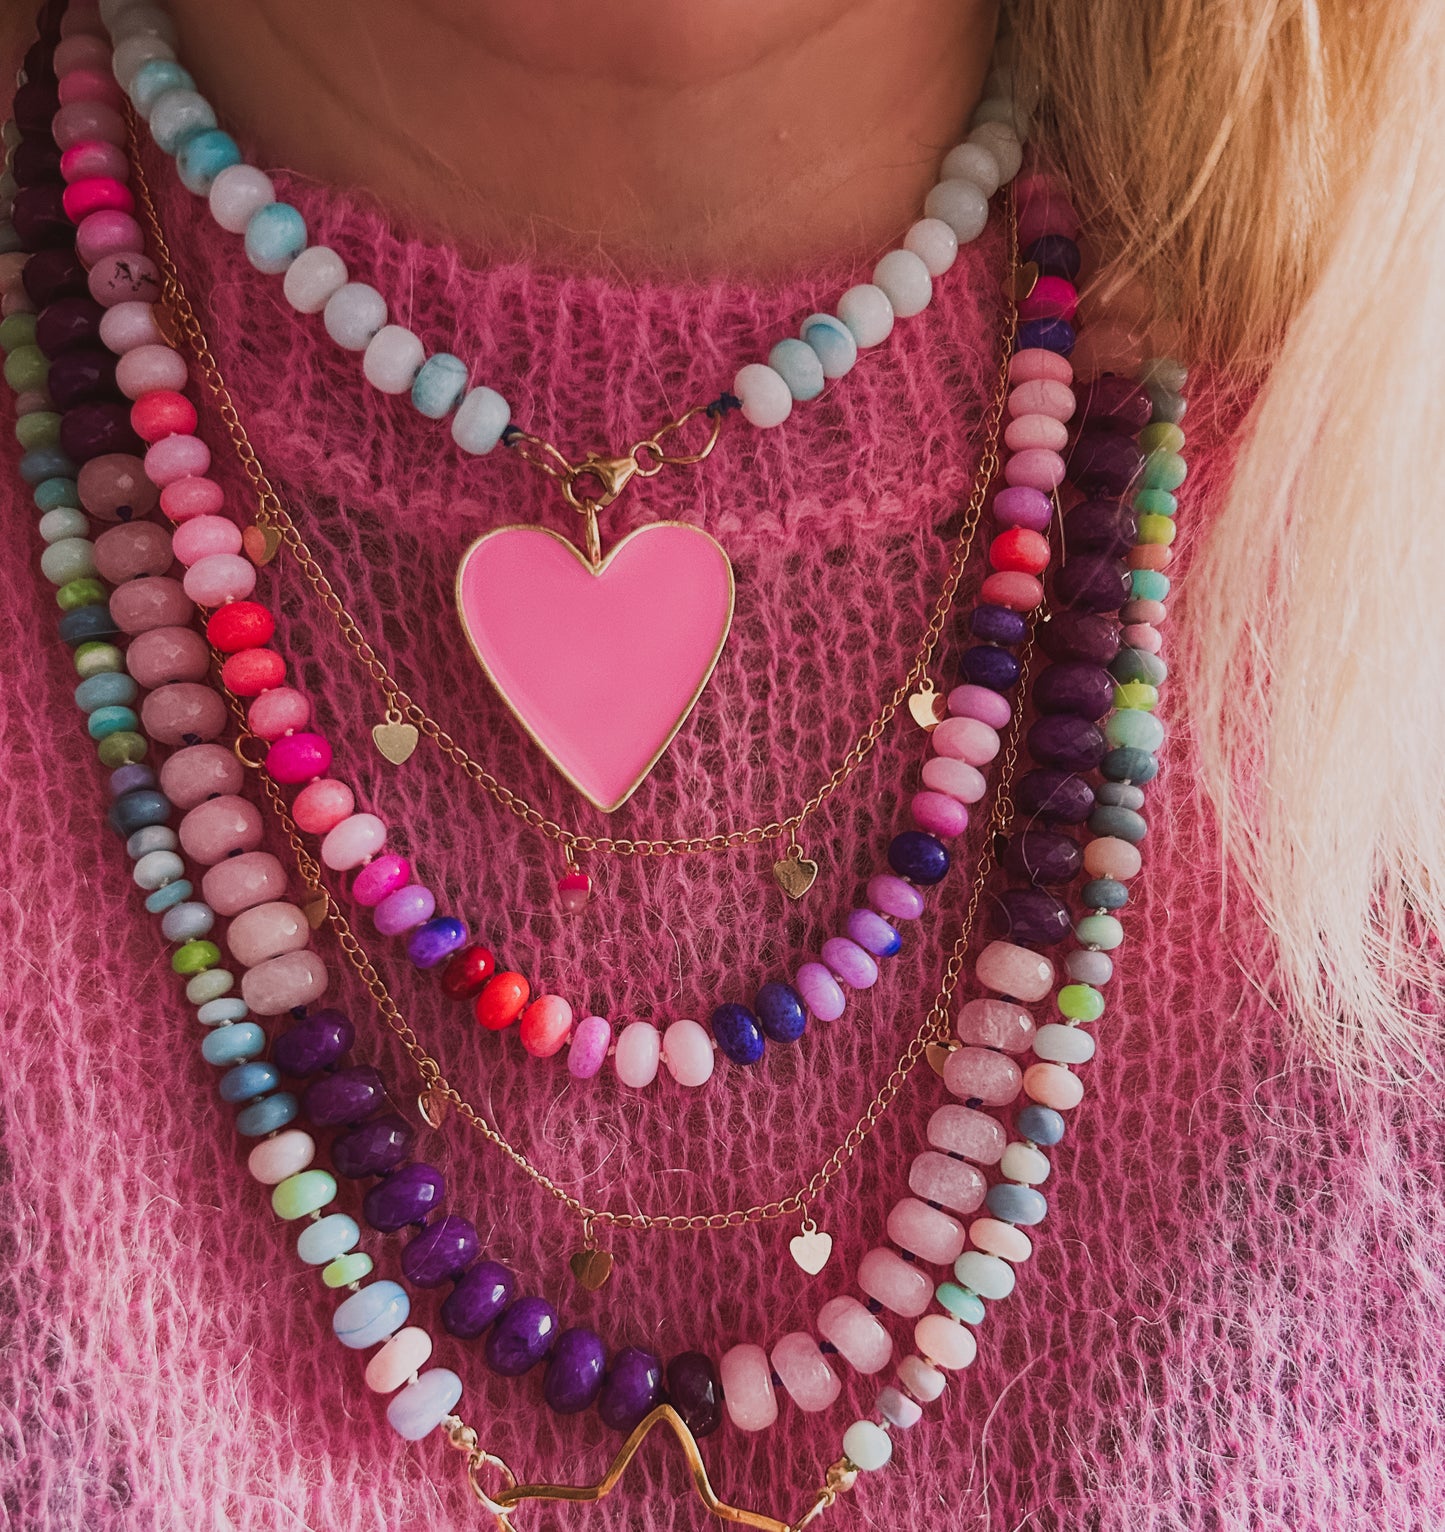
772, 848, 819, 901
300, 888, 330, 929
241, 522, 281, 566
418, 1085, 452, 1130
925, 1040, 957, 1078
788, 1220, 833, 1276
570, 1247, 615, 1290
373, 706, 419, 766
907, 679, 945, 731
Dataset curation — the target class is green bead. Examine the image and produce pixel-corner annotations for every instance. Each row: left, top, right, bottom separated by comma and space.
34, 477, 79, 512
1138, 513, 1177, 546
1110, 647, 1167, 687
172, 939, 223, 975
935, 1282, 987, 1325
1057, 983, 1105, 1022
74, 640, 124, 678
322, 1251, 374, 1289
1076, 913, 1124, 950
1138, 421, 1185, 454
56, 576, 108, 611
1129, 569, 1170, 603
15, 410, 60, 450
0, 312, 36, 352
4, 344, 49, 392
86, 704, 139, 740
1113, 680, 1159, 711
1133, 488, 1177, 517
1140, 449, 1187, 492
97, 730, 147, 766
1106, 708, 1165, 752
271, 1169, 338, 1222
187, 968, 234, 1004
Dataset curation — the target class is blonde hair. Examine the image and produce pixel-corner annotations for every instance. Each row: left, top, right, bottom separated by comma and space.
1009, 0, 1445, 1077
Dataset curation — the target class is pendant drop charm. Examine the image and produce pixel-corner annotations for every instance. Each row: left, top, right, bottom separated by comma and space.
557, 850, 592, 913
373, 706, 419, 766
772, 842, 818, 901
418, 1085, 451, 1129
907, 679, 945, 731
789, 1219, 833, 1277
242, 522, 281, 566
570, 1245, 614, 1291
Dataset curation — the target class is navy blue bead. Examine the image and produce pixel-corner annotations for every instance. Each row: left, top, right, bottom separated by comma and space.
754, 981, 807, 1044
985, 1182, 1048, 1225
970, 603, 1027, 645
58, 604, 121, 645
1022, 234, 1081, 281
1017, 1104, 1066, 1146
1016, 317, 1075, 355
1088, 805, 1147, 844
711, 1003, 765, 1066
218, 1061, 279, 1104
1101, 746, 1159, 784
887, 831, 950, 886
107, 788, 170, 837
442, 1260, 516, 1338
1082, 877, 1129, 910
958, 643, 1020, 691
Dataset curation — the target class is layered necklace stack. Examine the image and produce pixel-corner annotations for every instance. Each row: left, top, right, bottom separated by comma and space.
4, 0, 1191, 1524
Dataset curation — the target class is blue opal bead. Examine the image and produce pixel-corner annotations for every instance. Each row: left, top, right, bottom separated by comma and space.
1016, 317, 1075, 354
411, 353, 469, 418
303, 1065, 386, 1128
126, 826, 177, 860
1101, 746, 1159, 785
666, 1351, 723, 1437
1082, 877, 1129, 910
244, 202, 307, 274
799, 313, 858, 378
363, 1161, 445, 1232
58, 605, 119, 645
160, 901, 215, 942
86, 704, 138, 740
985, 1183, 1048, 1225
485, 1296, 558, 1376
143, 878, 193, 914
20, 446, 75, 484
108, 788, 170, 836
177, 129, 242, 195
387, 1368, 464, 1441
332, 1280, 410, 1350
1022, 234, 1081, 281
33, 475, 78, 511
711, 1002, 765, 1065
1017, 1104, 1066, 1146
887, 831, 950, 886
767, 337, 825, 401
218, 1060, 279, 1103
958, 643, 1020, 691
333, 1113, 414, 1178
406, 915, 468, 970
235, 1090, 299, 1137
754, 981, 807, 1043
401, 1214, 480, 1287
543, 1327, 608, 1414
200, 1022, 266, 1066
970, 603, 1027, 645
75, 672, 137, 712
273, 1008, 355, 1077
441, 1259, 516, 1339
1088, 805, 1147, 844
296, 1212, 360, 1266
129, 58, 196, 115
196, 997, 248, 1027
598, 1346, 664, 1433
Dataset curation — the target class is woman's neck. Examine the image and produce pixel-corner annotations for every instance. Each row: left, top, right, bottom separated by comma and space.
166, 0, 998, 276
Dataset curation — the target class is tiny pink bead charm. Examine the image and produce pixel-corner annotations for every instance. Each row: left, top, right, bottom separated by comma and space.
556, 869, 592, 913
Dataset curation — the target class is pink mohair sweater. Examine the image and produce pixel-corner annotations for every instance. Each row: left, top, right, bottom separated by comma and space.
2, 150, 1442, 1532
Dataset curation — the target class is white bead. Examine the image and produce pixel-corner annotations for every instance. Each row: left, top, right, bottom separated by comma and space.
111, 33, 173, 92
835, 284, 894, 348
940, 140, 1002, 197
451, 386, 511, 455
323, 282, 387, 350
987, 64, 1042, 115
999, 1142, 1051, 1184
363, 325, 425, 394
969, 121, 1023, 183
924, 178, 990, 244
732, 362, 793, 428
842, 1420, 893, 1472
1032, 1022, 1097, 1065
38, 507, 89, 544
871, 249, 932, 319
147, 89, 216, 155
954, 1249, 1015, 1300
903, 217, 959, 278
207, 164, 275, 235
972, 97, 1030, 140
40, 537, 95, 585
284, 246, 348, 314
661, 1018, 716, 1087
109, 3, 178, 44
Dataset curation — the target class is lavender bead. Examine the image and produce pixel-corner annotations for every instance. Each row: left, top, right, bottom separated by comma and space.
1015, 768, 1095, 824
1076, 374, 1153, 433
845, 908, 902, 959
992, 887, 1072, 947
332, 1113, 414, 1178
273, 1008, 355, 1077
598, 1346, 663, 1433
970, 603, 1027, 645
1002, 830, 1083, 885
1067, 429, 1145, 496
441, 1259, 516, 1339
1063, 498, 1138, 556
363, 1161, 444, 1232
406, 914, 468, 970
1051, 555, 1129, 615
1037, 610, 1121, 665
667, 1351, 723, 1438
302, 1065, 386, 1128
485, 1296, 558, 1376
109, 764, 156, 797
958, 643, 1020, 691
1027, 714, 1106, 771
543, 1327, 608, 1414
47, 349, 119, 409
401, 1214, 480, 1287
1066, 949, 1114, 985
374, 883, 436, 936
1032, 661, 1115, 719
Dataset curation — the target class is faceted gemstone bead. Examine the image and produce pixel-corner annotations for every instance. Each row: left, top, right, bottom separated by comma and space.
598, 1346, 663, 1432
486, 1297, 559, 1376
1037, 609, 1121, 667
363, 1162, 444, 1232
908, 1149, 985, 1214
887, 831, 950, 886
927, 1104, 1006, 1164
956, 997, 1036, 1052
332, 1113, 415, 1178
1053, 554, 1129, 614
1067, 429, 1144, 495
543, 1327, 607, 1414
1027, 714, 1105, 771
303, 1066, 386, 1129
273, 1009, 355, 1077
958, 643, 1020, 691
402, 1214, 480, 1287
974, 940, 1054, 1001
816, 1295, 893, 1374
943, 1046, 1023, 1106
754, 981, 807, 1043
440, 943, 496, 1000
991, 887, 1071, 946
1015, 768, 1095, 824
1033, 660, 1115, 718
720, 1344, 777, 1432
1076, 374, 1152, 433
666, 1351, 723, 1437
710, 1002, 765, 1066
771, 1332, 841, 1412
1002, 829, 1082, 884
441, 1259, 516, 1339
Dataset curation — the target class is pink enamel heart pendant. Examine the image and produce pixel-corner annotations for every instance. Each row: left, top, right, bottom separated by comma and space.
456, 522, 735, 812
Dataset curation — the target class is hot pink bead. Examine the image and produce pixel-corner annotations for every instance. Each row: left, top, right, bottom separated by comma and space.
927, 1103, 1005, 1165
227, 901, 310, 968
203, 851, 289, 916
1003, 446, 1066, 491
1122, 622, 1162, 654
932, 715, 1000, 767
614, 1021, 661, 1087
92, 519, 171, 582
52, 100, 126, 149
946, 683, 1011, 729
821, 936, 878, 990
170, 514, 241, 566
266, 731, 333, 786
969, 1217, 1034, 1263
245, 1129, 314, 1186
242, 950, 329, 1017
720, 1345, 777, 1432
979, 570, 1044, 611
1007, 347, 1072, 385
145, 433, 211, 486
991, 485, 1053, 532
88, 251, 162, 306
54, 34, 111, 72
99, 300, 165, 354
857, 1246, 932, 1317
887, 1196, 966, 1265
247, 686, 311, 741
567, 1015, 612, 1079
1085, 836, 1143, 880
62, 176, 132, 223
182, 551, 257, 606
321, 813, 387, 872
795, 960, 845, 1021
1019, 275, 1078, 324
770, 1333, 840, 1413
921, 755, 985, 804
115, 343, 188, 401
58, 67, 125, 108
1004, 412, 1068, 453
816, 1295, 893, 1375
896, 1353, 948, 1404
943, 1045, 1023, 1106
956, 997, 1036, 1052
519, 996, 574, 1058
292, 778, 355, 835
159, 476, 225, 523
131, 389, 197, 443
141, 681, 227, 745
75, 209, 144, 266
1023, 1061, 1085, 1110
908, 1149, 985, 1214
866, 872, 925, 921
179, 794, 264, 865
351, 854, 411, 907
365, 1327, 433, 1395
78, 452, 157, 521
109, 575, 192, 634
159, 742, 243, 809
374, 884, 435, 937
124, 624, 209, 687
915, 1314, 977, 1372
60, 139, 127, 183
975, 939, 1055, 1002
661, 1017, 715, 1086
1007, 378, 1076, 421
910, 789, 968, 838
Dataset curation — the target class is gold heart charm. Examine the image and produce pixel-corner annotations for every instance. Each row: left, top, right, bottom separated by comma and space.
569, 1247, 614, 1290
1007, 259, 1040, 303
907, 683, 944, 731
372, 719, 419, 765
772, 854, 818, 901
925, 1041, 957, 1078
241, 523, 281, 566
418, 1086, 451, 1130
788, 1225, 833, 1276
300, 889, 329, 929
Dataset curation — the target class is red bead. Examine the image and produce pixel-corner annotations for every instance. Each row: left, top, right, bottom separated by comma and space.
206, 599, 275, 653
474, 971, 529, 1031
989, 527, 1050, 576
221, 647, 286, 696
979, 570, 1043, 612
130, 389, 197, 444
440, 943, 496, 1001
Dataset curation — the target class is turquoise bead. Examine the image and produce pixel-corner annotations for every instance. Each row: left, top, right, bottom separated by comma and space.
74, 673, 138, 713
235, 1091, 298, 1137
196, 997, 249, 1027
332, 1279, 409, 1350
201, 1022, 266, 1066
386, 1368, 463, 1441
1105, 709, 1165, 753
34, 477, 79, 511
86, 705, 139, 740
177, 129, 242, 195
1140, 449, 1187, 491
767, 337, 826, 401
219, 1061, 279, 1103
297, 1212, 360, 1266
130, 59, 195, 115
1129, 569, 1170, 602
411, 353, 469, 418
934, 1282, 987, 1324
144, 878, 193, 914
799, 312, 858, 378
244, 203, 307, 274
1075, 913, 1124, 950
21, 448, 76, 485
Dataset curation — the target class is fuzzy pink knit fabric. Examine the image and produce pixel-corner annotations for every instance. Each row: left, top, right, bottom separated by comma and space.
3, 147, 1443, 1532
